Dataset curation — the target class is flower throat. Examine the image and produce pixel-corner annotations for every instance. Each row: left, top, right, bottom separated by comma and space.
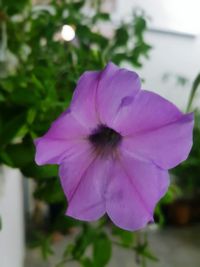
88, 125, 122, 153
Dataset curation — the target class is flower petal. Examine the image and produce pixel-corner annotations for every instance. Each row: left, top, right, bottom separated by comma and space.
70, 71, 101, 128
96, 62, 141, 126
121, 113, 194, 169
35, 110, 89, 165
113, 90, 184, 135
60, 156, 112, 221
106, 150, 169, 231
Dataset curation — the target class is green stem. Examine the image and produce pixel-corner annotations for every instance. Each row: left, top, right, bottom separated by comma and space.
186, 73, 200, 112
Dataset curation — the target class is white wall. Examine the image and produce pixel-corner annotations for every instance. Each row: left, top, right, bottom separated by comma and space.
115, 0, 200, 35
137, 32, 200, 110
0, 167, 25, 267
114, 0, 200, 110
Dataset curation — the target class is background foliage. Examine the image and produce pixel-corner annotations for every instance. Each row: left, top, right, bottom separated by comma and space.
0, 0, 156, 266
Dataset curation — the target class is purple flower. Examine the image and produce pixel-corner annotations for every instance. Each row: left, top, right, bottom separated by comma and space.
35, 62, 194, 231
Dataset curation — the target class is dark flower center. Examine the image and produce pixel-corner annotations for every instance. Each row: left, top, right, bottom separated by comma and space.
89, 125, 122, 154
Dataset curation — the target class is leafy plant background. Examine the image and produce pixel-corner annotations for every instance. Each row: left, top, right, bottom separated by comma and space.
0, 0, 200, 267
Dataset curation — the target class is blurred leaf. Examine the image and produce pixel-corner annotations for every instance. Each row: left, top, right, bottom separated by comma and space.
27, 109, 36, 124
72, 0, 85, 10
176, 75, 188, 86
160, 184, 179, 204
0, 111, 27, 147
63, 244, 74, 258
186, 73, 200, 111
140, 248, 158, 262
134, 16, 147, 40
135, 240, 158, 262
0, 142, 34, 168
0, 93, 5, 102
34, 177, 64, 203
114, 26, 129, 47
22, 162, 58, 179
112, 226, 134, 247
10, 87, 39, 106
81, 257, 93, 267
1, 0, 29, 15
41, 236, 54, 260
76, 25, 109, 47
93, 233, 112, 267
31, 74, 45, 90
112, 53, 126, 64
29, 233, 53, 260
132, 42, 152, 62
72, 224, 94, 260
0, 79, 14, 93
93, 12, 110, 22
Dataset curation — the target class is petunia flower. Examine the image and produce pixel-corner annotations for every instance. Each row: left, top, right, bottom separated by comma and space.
34, 62, 194, 231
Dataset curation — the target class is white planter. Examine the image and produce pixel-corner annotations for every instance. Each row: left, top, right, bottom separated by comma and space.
0, 166, 25, 267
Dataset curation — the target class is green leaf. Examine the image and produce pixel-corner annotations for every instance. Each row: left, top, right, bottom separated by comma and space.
135, 237, 158, 263
63, 244, 74, 258
93, 12, 110, 22
134, 16, 147, 40
76, 25, 108, 47
0, 111, 27, 147
0, 79, 14, 93
72, 0, 85, 10
93, 233, 112, 267
81, 257, 93, 267
29, 233, 53, 260
27, 109, 36, 124
33, 178, 64, 203
41, 236, 54, 260
0, 142, 34, 168
114, 26, 129, 46
112, 226, 134, 247
22, 162, 58, 179
10, 87, 40, 106
140, 248, 158, 262
1, 0, 29, 16
72, 225, 95, 260
31, 74, 45, 91
0, 93, 5, 102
